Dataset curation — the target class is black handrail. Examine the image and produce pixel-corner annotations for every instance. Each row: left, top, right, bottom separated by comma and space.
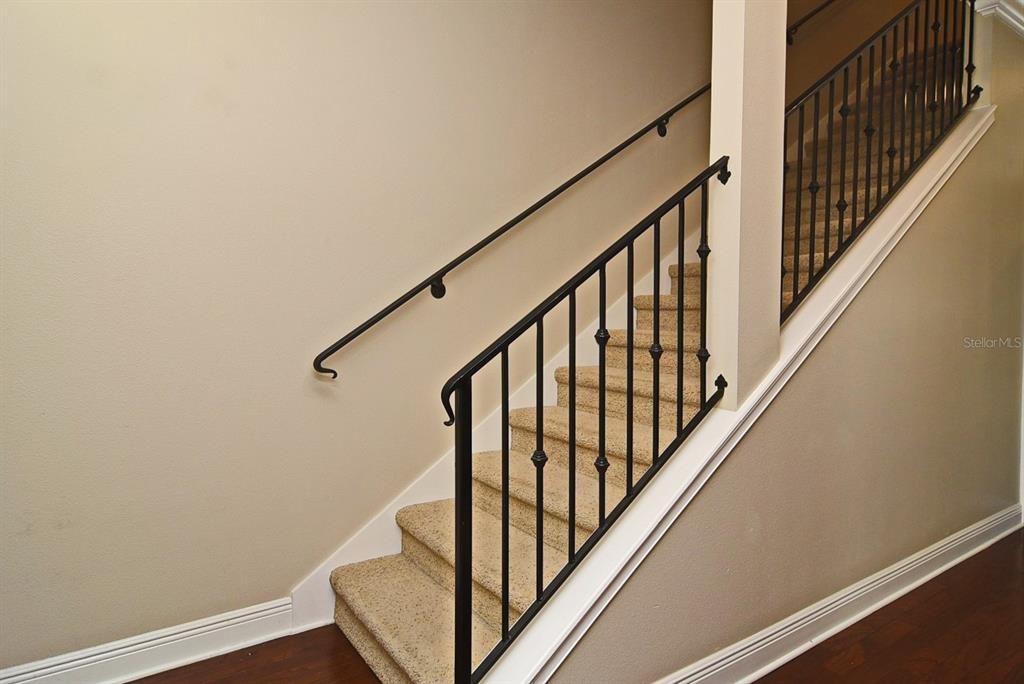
787, 0, 844, 44
443, 155, 731, 682
440, 155, 730, 424
312, 82, 711, 379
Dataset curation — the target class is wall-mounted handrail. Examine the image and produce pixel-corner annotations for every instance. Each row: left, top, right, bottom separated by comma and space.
787, 0, 844, 44
312, 82, 711, 379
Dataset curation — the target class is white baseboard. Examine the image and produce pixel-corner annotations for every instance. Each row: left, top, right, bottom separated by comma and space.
0, 599, 293, 684
655, 504, 1023, 684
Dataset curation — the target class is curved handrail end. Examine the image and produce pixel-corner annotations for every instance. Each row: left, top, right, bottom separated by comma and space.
313, 359, 339, 380
441, 388, 456, 427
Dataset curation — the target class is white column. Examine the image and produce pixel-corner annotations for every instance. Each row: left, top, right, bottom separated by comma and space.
707, 0, 788, 409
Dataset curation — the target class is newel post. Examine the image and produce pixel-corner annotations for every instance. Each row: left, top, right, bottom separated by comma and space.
707, 0, 787, 408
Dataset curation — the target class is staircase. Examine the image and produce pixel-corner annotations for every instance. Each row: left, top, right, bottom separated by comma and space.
781, 0, 980, 316
314, 1, 981, 681
331, 263, 704, 683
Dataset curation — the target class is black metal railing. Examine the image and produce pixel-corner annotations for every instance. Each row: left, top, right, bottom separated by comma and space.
313, 83, 711, 379
440, 156, 731, 683
781, 0, 981, 320
787, 0, 844, 44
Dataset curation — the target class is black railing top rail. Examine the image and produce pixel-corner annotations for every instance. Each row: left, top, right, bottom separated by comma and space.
312, 82, 712, 379
439, 155, 730, 425
786, 0, 922, 113
787, 0, 844, 44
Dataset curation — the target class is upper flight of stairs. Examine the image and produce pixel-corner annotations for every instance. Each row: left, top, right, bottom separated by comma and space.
331, 263, 701, 683
782, 52, 963, 304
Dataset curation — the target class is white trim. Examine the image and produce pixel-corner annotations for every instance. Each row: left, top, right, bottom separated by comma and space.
653, 504, 1023, 684
976, 0, 1024, 37
290, 245, 688, 630
483, 104, 997, 682
0, 599, 293, 684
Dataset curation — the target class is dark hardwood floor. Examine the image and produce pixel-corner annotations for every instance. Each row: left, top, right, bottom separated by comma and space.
759, 529, 1024, 683
134, 626, 380, 684
135, 529, 1022, 683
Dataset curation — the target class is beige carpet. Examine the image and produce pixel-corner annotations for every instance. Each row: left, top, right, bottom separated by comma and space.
330, 265, 703, 683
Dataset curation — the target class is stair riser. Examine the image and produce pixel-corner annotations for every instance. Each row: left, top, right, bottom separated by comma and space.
510, 424, 667, 489
783, 233, 854, 258
801, 128, 932, 158
787, 134, 943, 182
400, 532, 520, 634
334, 599, 410, 684
607, 346, 699, 373
783, 221, 854, 244
786, 193, 892, 223
669, 274, 701, 299
556, 383, 696, 430
636, 309, 701, 332
785, 179, 892, 202
472, 479, 589, 554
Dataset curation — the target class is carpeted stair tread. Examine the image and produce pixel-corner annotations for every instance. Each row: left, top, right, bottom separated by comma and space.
472, 449, 618, 533
508, 404, 672, 465
330, 554, 499, 684
554, 364, 701, 406
396, 499, 561, 616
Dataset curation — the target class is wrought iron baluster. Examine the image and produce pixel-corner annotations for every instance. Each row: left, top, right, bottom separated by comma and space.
453, 378, 473, 684
676, 203, 685, 436
888, 25, 899, 190
825, 80, 835, 260
809, 92, 821, 279
900, 16, 910, 178
595, 266, 609, 524
967, 0, 976, 99
922, 0, 932, 159
838, 67, 850, 246
782, 115, 790, 307
567, 293, 576, 561
500, 349, 510, 638
931, 0, 941, 143
917, 4, 925, 165
793, 103, 805, 301
853, 56, 863, 231
532, 319, 546, 600
877, 35, 886, 211
955, 0, 966, 113
865, 45, 876, 226
941, 0, 951, 131
698, 182, 710, 408
651, 219, 663, 460
625, 245, 634, 494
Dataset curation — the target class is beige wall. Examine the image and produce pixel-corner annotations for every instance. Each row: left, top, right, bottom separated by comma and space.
0, 0, 713, 667
551, 20, 1023, 684
786, 0, 907, 102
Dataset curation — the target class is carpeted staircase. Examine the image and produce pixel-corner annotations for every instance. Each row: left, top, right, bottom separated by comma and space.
782, 50, 962, 306
330, 263, 702, 683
